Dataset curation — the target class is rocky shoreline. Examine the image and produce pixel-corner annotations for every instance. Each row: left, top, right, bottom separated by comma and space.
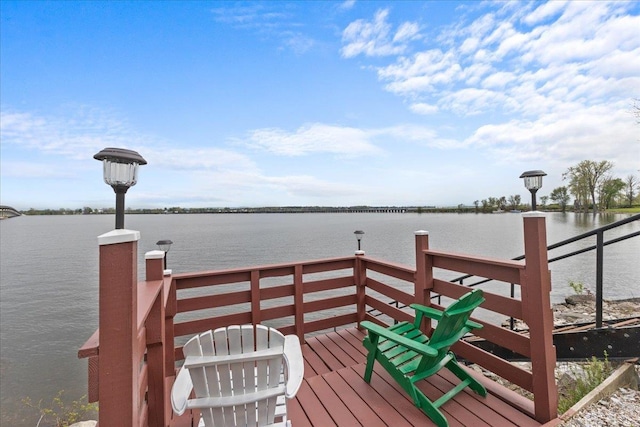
504, 294, 640, 331
489, 296, 640, 425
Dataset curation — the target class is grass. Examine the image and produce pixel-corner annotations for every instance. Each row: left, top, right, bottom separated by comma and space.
606, 206, 640, 214
558, 354, 613, 414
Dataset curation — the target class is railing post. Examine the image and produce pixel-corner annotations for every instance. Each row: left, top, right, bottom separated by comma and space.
97, 229, 141, 427
595, 230, 604, 328
355, 251, 366, 328
522, 213, 558, 423
145, 250, 166, 427
165, 277, 177, 377
294, 264, 304, 342
414, 231, 431, 333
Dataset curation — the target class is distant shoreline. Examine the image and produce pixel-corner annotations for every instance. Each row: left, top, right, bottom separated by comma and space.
11, 206, 639, 216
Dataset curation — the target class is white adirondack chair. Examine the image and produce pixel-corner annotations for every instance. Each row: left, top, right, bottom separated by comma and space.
171, 324, 304, 427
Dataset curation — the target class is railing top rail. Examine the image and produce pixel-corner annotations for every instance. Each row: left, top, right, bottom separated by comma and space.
360, 256, 416, 275
171, 255, 357, 280
425, 249, 525, 269
545, 212, 639, 252
450, 213, 639, 283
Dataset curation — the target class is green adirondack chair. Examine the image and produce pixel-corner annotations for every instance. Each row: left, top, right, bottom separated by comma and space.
361, 289, 487, 427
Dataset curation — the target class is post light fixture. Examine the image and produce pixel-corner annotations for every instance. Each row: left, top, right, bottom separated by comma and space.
94, 147, 147, 229
156, 239, 173, 269
354, 230, 365, 251
519, 170, 547, 211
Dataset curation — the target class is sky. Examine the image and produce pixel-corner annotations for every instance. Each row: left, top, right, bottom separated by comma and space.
1, 1, 639, 210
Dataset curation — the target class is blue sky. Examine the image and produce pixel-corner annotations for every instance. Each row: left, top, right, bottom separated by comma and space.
1, 1, 639, 210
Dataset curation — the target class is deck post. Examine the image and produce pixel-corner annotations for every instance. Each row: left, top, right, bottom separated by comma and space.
522, 213, 558, 422
414, 231, 432, 333
355, 251, 366, 328
145, 251, 167, 427
97, 229, 141, 427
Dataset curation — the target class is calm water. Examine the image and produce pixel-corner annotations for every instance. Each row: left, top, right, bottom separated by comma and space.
1, 212, 638, 424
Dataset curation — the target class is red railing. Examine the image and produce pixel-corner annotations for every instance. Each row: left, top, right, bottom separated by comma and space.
79, 213, 557, 426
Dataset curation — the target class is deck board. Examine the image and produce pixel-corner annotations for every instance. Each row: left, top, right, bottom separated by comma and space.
170, 327, 548, 427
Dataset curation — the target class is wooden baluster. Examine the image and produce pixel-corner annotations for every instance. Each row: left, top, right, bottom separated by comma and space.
145, 251, 166, 427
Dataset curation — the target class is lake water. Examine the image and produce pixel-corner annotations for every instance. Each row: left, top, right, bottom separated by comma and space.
1, 212, 638, 424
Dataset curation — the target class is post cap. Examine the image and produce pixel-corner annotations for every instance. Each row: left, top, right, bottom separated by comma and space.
98, 229, 140, 246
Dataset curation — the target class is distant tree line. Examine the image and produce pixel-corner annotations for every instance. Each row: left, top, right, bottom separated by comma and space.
473, 160, 638, 214
18, 160, 639, 216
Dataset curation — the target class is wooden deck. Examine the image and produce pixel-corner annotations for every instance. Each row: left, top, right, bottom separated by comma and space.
171, 327, 543, 427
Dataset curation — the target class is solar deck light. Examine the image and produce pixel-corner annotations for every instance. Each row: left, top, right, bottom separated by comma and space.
354, 230, 365, 251
519, 170, 547, 211
156, 239, 173, 269
94, 147, 147, 229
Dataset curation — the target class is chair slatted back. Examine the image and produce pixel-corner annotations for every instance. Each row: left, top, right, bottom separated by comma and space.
415, 289, 484, 372
183, 325, 285, 427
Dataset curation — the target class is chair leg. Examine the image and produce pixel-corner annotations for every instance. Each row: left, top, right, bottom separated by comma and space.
363, 349, 376, 383
414, 391, 449, 427
445, 358, 487, 397
363, 334, 379, 383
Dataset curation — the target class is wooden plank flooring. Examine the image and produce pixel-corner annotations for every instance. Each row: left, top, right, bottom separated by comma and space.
291, 327, 543, 427
170, 327, 548, 427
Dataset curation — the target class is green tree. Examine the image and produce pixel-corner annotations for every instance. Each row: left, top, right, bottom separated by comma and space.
624, 174, 639, 207
550, 186, 571, 212
563, 160, 614, 213
598, 177, 625, 209
540, 195, 549, 209
507, 194, 521, 211
499, 196, 507, 210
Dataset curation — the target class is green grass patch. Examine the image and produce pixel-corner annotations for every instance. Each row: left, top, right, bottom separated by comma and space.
558, 353, 613, 414
606, 206, 640, 214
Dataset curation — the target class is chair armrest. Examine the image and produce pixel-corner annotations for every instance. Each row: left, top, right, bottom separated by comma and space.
411, 304, 482, 329
410, 303, 444, 321
171, 366, 193, 416
361, 321, 438, 357
283, 335, 304, 398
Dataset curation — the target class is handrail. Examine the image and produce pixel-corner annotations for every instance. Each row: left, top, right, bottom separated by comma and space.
449, 213, 639, 328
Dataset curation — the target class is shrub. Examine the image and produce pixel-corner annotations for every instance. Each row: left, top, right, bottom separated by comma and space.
22, 390, 98, 427
558, 353, 612, 414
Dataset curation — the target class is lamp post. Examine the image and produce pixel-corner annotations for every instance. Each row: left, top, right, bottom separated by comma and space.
519, 170, 547, 211
354, 230, 365, 251
94, 147, 147, 229
156, 239, 173, 269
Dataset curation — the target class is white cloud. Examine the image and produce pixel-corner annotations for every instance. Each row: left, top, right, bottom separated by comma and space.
341, 9, 420, 58
243, 122, 449, 156
0, 161, 76, 179
465, 105, 639, 169
410, 103, 439, 115
282, 33, 315, 54
0, 108, 146, 160
210, 4, 316, 54
523, 1, 568, 25
244, 123, 382, 156
340, 3, 639, 172
338, 0, 356, 11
